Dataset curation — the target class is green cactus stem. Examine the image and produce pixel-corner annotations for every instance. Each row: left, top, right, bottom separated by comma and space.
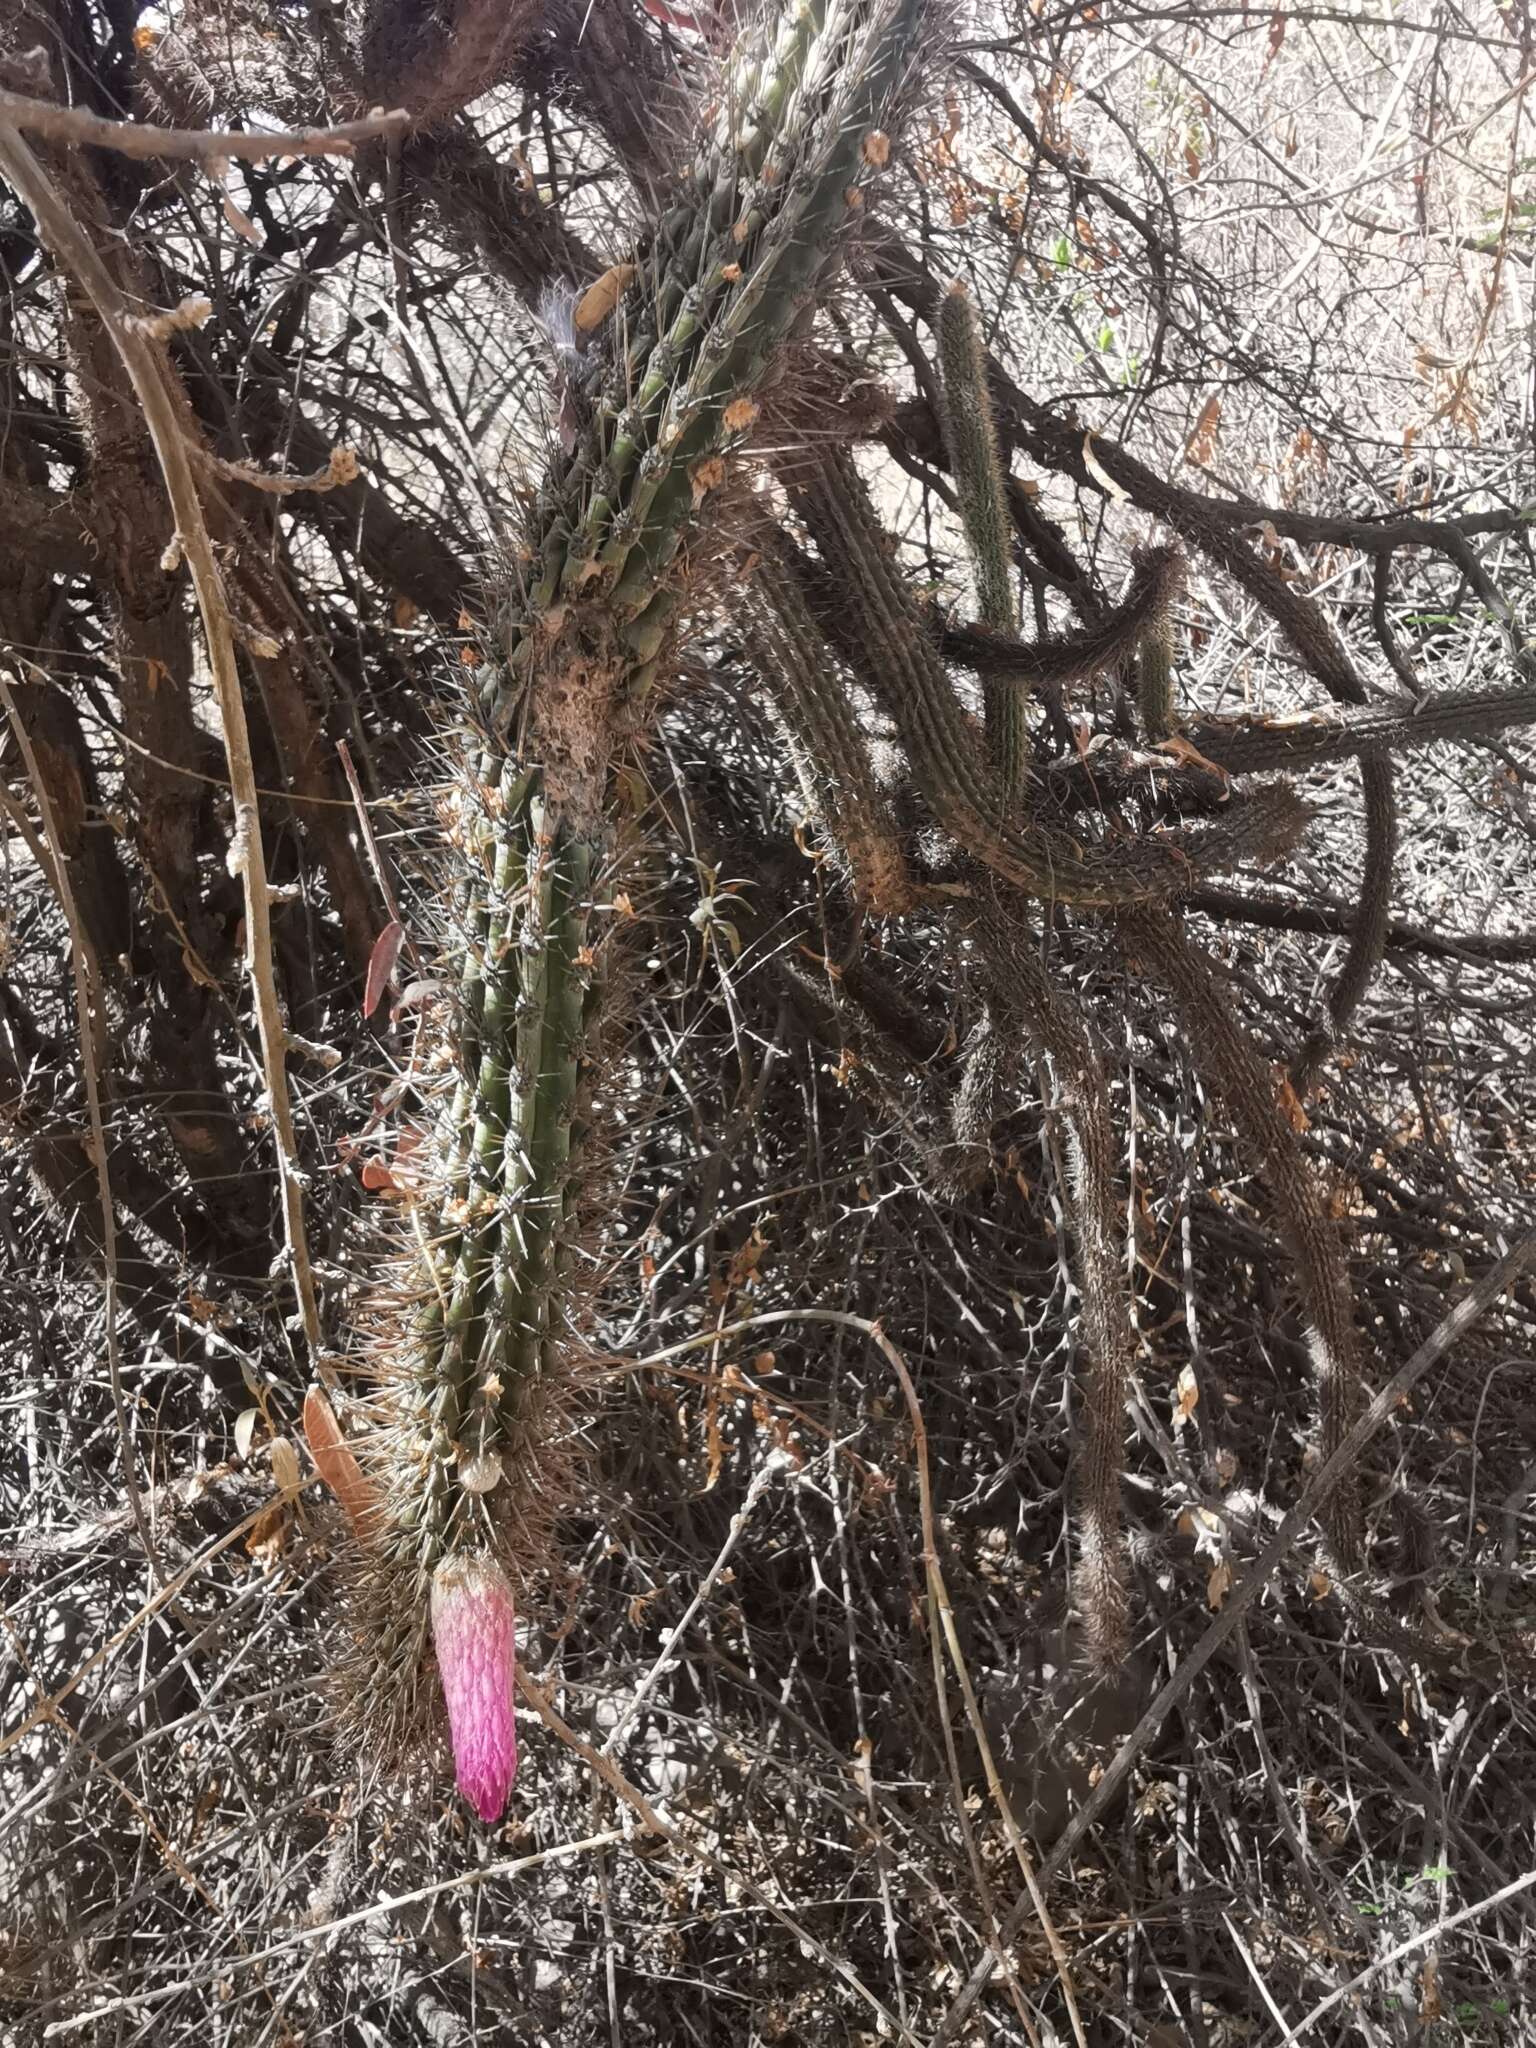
937, 281, 1028, 799
342, 0, 931, 1785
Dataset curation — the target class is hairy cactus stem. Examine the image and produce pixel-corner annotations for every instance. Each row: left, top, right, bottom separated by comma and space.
748, 535, 915, 913
936, 280, 1028, 800
343, 0, 932, 1815
791, 445, 1311, 909
1136, 615, 1177, 743
968, 889, 1134, 1666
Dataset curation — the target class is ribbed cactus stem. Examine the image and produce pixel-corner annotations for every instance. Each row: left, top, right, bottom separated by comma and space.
1137, 617, 1177, 742
968, 887, 1134, 1668
749, 537, 914, 913
342, 0, 931, 1812
482, 0, 929, 735
792, 446, 1309, 907
1184, 676, 1536, 776
937, 282, 1027, 798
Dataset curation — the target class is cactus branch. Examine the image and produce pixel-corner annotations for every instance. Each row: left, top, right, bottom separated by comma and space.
969, 887, 1135, 1667
1137, 615, 1177, 743
943, 545, 1183, 696
1116, 906, 1367, 1571
792, 446, 1310, 907
747, 536, 915, 913
936, 283, 1027, 798
342, 0, 931, 1810
1183, 677, 1536, 774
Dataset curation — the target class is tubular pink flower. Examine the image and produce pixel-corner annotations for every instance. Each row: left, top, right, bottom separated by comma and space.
430, 1553, 518, 1821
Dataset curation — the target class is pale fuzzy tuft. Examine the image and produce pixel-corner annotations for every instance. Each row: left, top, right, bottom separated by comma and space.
431, 1552, 519, 1822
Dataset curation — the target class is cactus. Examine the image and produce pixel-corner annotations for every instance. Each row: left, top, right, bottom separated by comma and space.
791, 445, 1309, 908
1292, 753, 1396, 1091
1185, 676, 1536, 776
1117, 906, 1366, 1570
944, 544, 1182, 697
936, 282, 1027, 798
748, 535, 915, 913
966, 887, 1134, 1666
339, 0, 930, 1815
1137, 615, 1177, 742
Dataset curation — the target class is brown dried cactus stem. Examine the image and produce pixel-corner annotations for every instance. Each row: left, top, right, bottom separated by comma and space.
1117, 906, 1367, 1569
1184, 677, 1536, 776
747, 535, 915, 913
942, 544, 1182, 696
968, 890, 1136, 1666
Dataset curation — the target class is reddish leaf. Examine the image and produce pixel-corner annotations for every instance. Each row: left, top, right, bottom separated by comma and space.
363, 919, 404, 1018
302, 1389, 381, 1538
641, 0, 706, 28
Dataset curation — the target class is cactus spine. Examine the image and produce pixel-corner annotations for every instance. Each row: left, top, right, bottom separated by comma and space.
342, 0, 929, 1810
937, 282, 1028, 799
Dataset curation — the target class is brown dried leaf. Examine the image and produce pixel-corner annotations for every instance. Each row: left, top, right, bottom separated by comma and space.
302, 1388, 382, 1538
574, 263, 637, 334
1082, 432, 1128, 502
1173, 1363, 1200, 1429
363, 919, 405, 1018
1185, 395, 1222, 468
270, 1437, 302, 1500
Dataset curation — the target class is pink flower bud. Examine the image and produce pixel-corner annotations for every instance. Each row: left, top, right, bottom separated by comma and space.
430, 1553, 518, 1821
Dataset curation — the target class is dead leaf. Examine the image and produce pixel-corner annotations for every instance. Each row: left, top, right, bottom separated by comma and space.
234, 1407, 260, 1460
1154, 733, 1232, 790
302, 1387, 382, 1537
270, 1437, 302, 1500
222, 191, 263, 247
363, 919, 405, 1018
574, 263, 637, 334
1418, 1955, 1442, 2023
1206, 1560, 1232, 1609
1184, 395, 1222, 468
1082, 432, 1128, 502
245, 1502, 290, 1561
1172, 1363, 1200, 1429
1274, 1067, 1310, 1132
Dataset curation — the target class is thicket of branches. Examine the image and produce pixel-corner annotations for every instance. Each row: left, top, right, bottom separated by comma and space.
2, 0, 1535, 2042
